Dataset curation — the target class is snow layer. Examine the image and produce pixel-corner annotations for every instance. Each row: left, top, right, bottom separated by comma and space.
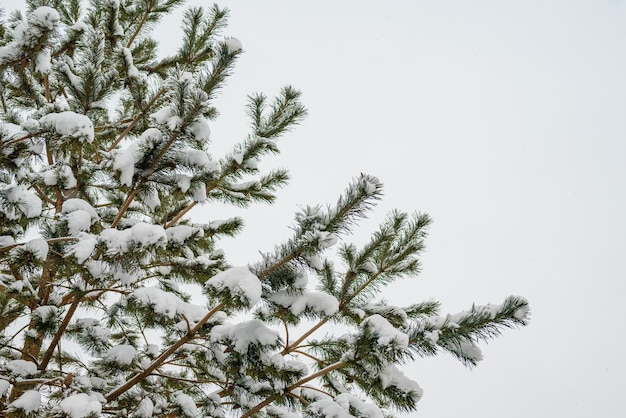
99, 222, 167, 254
177, 148, 218, 172
0, 380, 9, 396
268, 290, 339, 316
132, 287, 209, 323
68, 233, 97, 263
34, 305, 58, 323
513, 303, 530, 320
111, 141, 141, 186
455, 341, 483, 362
35, 48, 51, 73
59, 393, 102, 418
10, 390, 41, 414
2, 185, 42, 219
189, 117, 211, 141
166, 225, 203, 244
31, 6, 60, 29
66, 210, 92, 235
39, 111, 94, 143
62, 199, 98, 221
134, 397, 154, 417
335, 394, 383, 418
0, 7, 59, 65
224, 37, 243, 53
122, 47, 139, 78
206, 266, 262, 307
24, 238, 48, 261
173, 391, 198, 417
363, 314, 409, 348
5, 359, 37, 377
104, 344, 136, 365
266, 406, 301, 418
211, 319, 280, 353
308, 398, 353, 418
379, 365, 423, 400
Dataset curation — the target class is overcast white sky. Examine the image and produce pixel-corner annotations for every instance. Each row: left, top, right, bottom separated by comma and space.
161, 1, 626, 417
7, 0, 625, 416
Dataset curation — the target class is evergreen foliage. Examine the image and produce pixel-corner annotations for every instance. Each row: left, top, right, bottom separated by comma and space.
0, 1, 529, 417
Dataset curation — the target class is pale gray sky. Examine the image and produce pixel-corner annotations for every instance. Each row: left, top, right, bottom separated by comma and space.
7, 0, 624, 416
168, 1, 625, 417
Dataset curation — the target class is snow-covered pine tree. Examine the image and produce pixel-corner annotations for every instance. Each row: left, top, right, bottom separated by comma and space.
0, 1, 530, 417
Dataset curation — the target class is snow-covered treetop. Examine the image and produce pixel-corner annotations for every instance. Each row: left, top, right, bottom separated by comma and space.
0, 1, 529, 417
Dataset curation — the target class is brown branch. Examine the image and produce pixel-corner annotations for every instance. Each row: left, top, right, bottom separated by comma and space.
45, 137, 54, 165
4, 132, 37, 147
257, 253, 299, 280
339, 269, 385, 310
94, 117, 133, 132
0, 342, 39, 365
282, 318, 329, 355
44, 74, 51, 102
110, 189, 139, 228
164, 182, 221, 228
164, 201, 196, 228
282, 318, 289, 350
240, 361, 347, 418
291, 349, 323, 363
287, 391, 309, 406
126, 1, 153, 48
106, 89, 165, 153
111, 128, 181, 227
38, 296, 81, 371
0, 91, 6, 113
105, 302, 225, 403
0, 237, 78, 254
32, 184, 56, 205
12, 377, 63, 387
300, 384, 334, 398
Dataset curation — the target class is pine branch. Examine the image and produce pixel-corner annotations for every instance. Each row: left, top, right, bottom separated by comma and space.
38, 295, 81, 371
241, 361, 347, 418
125, 0, 154, 48
106, 88, 165, 152
282, 318, 329, 355
105, 302, 224, 403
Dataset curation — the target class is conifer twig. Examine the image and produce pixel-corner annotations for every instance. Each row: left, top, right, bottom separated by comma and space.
38, 296, 81, 371
105, 302, 225, 402
241, 361, 347, 418
282, 318, 328, 355
111, 130, 180, 227
0, 92, 6, 113
106, 88, 165, 152
126, 1, 154, 48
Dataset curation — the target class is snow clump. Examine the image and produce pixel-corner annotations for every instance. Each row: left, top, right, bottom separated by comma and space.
173, 391, 198, 417
24, 238, 49, 261
379, 365, 423, 401
223, 36, 242, 53
39, 111, 94, 143
2, 185, 42, 219
31, 6, 61, 30
206, 266, 262, 307
268, 290, 339, 316
5, 359, 37, 377
62, 199, 99, 235
59, 393, 102, 418
211, 319, 280, 354
9, 390, 41, 414
132, 287, 209, 323
362, 314, 409, 349
104, 344, 136, 365
99, 222, 167, 254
